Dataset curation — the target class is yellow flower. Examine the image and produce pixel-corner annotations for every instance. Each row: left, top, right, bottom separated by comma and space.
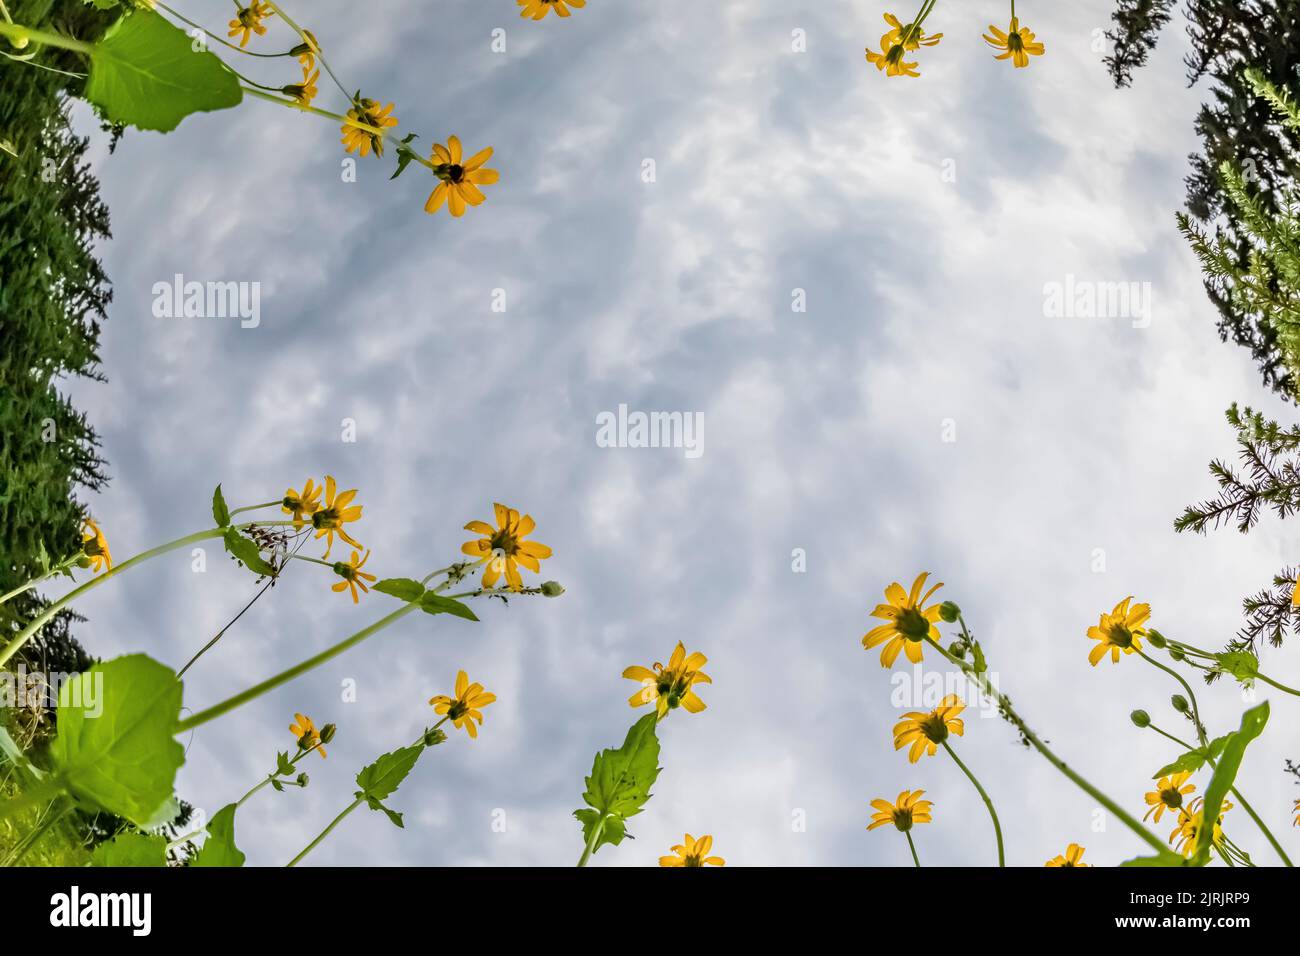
460, 503, 551, 591
80, 518, 111, 573
518, 0, 586, 20
311, 475, 363, 559
283, 66, 319, 108
1292, 572, 1300, 607
1143, 772, 1195, 824
228, 2, 274, 48
292, 30, 320, 71
867, 789, 933, 832
623, 642, 711, 718
331, 549, 376, 604
289, 712, 327, 758
659, 833, 724, 867
983, 16, 1045, 69
862, 572, 944, 668
881, 12, 942, 49
1086, 596, 1149, 665
282, 479, 322, 527
1044, 843, 1089, 867
429, 670, 497, 739
425, 137, 500, 218
892, 693, 965, 762
1293, 797, 1299, 827
341, 97, 398, 158
1170, 797, 1231, 857
866, 35, 921, 78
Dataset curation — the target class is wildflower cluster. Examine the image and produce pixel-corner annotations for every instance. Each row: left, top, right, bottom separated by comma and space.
866, 2, 1045, 78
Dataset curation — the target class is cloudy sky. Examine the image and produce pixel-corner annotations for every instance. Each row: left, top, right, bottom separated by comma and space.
54, 0, 1300, 866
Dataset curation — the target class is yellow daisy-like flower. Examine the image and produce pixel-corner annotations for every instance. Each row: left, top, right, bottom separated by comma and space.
289, 712, 327, 758
881, 12, 942, 49
1044, 843, 1089, 867
282, 479, 322, 528
1143, 772, 1196, 824
292, 30, 320, 71
283, 66, 319, 109
425, 137, 500, 218
311, 475, 363, 559
1170, 797, 1232, 857
866, 35, 921, 78
1086, 596, 1149, 666
867, 789, 933, 832
341, 97, 398, 158
893, 693, 965, 763
228, 2, 274, 49
983, 16, 1045, 68
518, 0, 586, 20
331, 549, 376, 604
429, 670, 497, 739
460, 502, 551, 591
80, 518, 111, 573
659, 833, 724, 867
623, 642, 711, 718
862, 572, 944, 668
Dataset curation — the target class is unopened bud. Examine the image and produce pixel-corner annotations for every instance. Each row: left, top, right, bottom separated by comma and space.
540, 581, 565, 597
1130, 709, 1151, 729
423, 728, 447, 747
296, 772, 309, 787
320, 723, 337, 744
1170, 694, 1189, 714
1146, 630, 1167, 649
938, 601, 961, 623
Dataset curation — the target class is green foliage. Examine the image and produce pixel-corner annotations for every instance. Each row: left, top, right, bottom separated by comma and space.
222, 527, 275, 577
212, 484, 230, 527
85, 10, 242, 133
90, 830, 167, 867
49, 654, 185, 826
191, 804, 244, 867
1120, 848, 1189, 867
420, 592, 478, 622
1191, 702, 1269, 865
573, 714, 662, 856
354, 744, 425, 829
1152, 734, 1229, 779
374, 578, 426, 602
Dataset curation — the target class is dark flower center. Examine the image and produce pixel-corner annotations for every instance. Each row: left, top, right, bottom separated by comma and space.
896, 607, 930, 641
920, 713, 949, 744
1160, 788, 1184, 810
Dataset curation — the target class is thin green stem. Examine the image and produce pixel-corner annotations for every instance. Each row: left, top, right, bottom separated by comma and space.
0, 556, 74, 606
156, 3, 289, 59
941, 740, 1004, 866
905, 830, 921, 867
1256, 671, 1300, 697
4, 803, 69, 867
263, 1, 352, 101
0, 22, 92, 54
241, 85, 385, 134
1138, 650, 1208, 748
577, 814, 606, 867
924, 631, 1169, 856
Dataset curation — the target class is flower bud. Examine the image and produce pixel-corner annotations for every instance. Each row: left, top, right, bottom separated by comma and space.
938, 601, 961, 623
320, 723, 337, 744
1170, 694, 1189, 714
1169, 648, 1185, 662
1130, 709, 1151, 728
1146, 629, 1168, 649
289, 30, 319, 58
297, 732, 315, 750
296, 772, 309, 787
541, 580, 565, 597
948, 642, 967, 660
423, 728, 448, 747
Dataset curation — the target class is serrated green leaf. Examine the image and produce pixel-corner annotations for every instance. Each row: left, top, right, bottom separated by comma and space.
212, 484, 230, 527
275, 751, 295, 776
50, 655, 185, 827
420, 592, 478, 622
573, 713, 661, 856
85, 11, 242, 133
192, 803, 245, 867
90, 831, 167, 867
361, 795, 405, 828
374, 578, 425, 602
1191, 702, 1269, 866
355, 744, 424, 803
390, 133, 420, 180
1215, 651, 1259, 685
1151, 734, 1230, 779
223, 527, 275, 577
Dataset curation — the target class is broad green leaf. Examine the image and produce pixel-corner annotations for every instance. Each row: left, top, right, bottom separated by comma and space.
212, 484, 230, 527
1191, 702, 1269, 865
1120, 849, 1187, 868
374, 578, 425, 602
91, 831, 167, 867
223, 527, 275, 577
50, 655, 185, 827
83, 1, 121, 9
192, 803, 245, 867
86, 11, 242, 133
573, 714, 661, 856
1151, 734, 1230, 779
362, 796, 405, 829
420, 592, 478, 622
355, 744, 424, 803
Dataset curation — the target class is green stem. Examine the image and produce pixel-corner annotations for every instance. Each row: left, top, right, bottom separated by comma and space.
905, 830, 921, 867
941, 740, 1005, 866
1256, 671, 1300, 697
576, 814, 606, 867
241, 85, 386, 134
0, 22, 93, 54
262, 1, 352, 101
0, 556, 74, 606
176, 602, 418, 733
4, 804, 69, 866
286, 796, 362, 867
1138, 650, 1208, 748
0, 521, 295, 669
1145, 723, 1293, 867
925, 631, 1169, 856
